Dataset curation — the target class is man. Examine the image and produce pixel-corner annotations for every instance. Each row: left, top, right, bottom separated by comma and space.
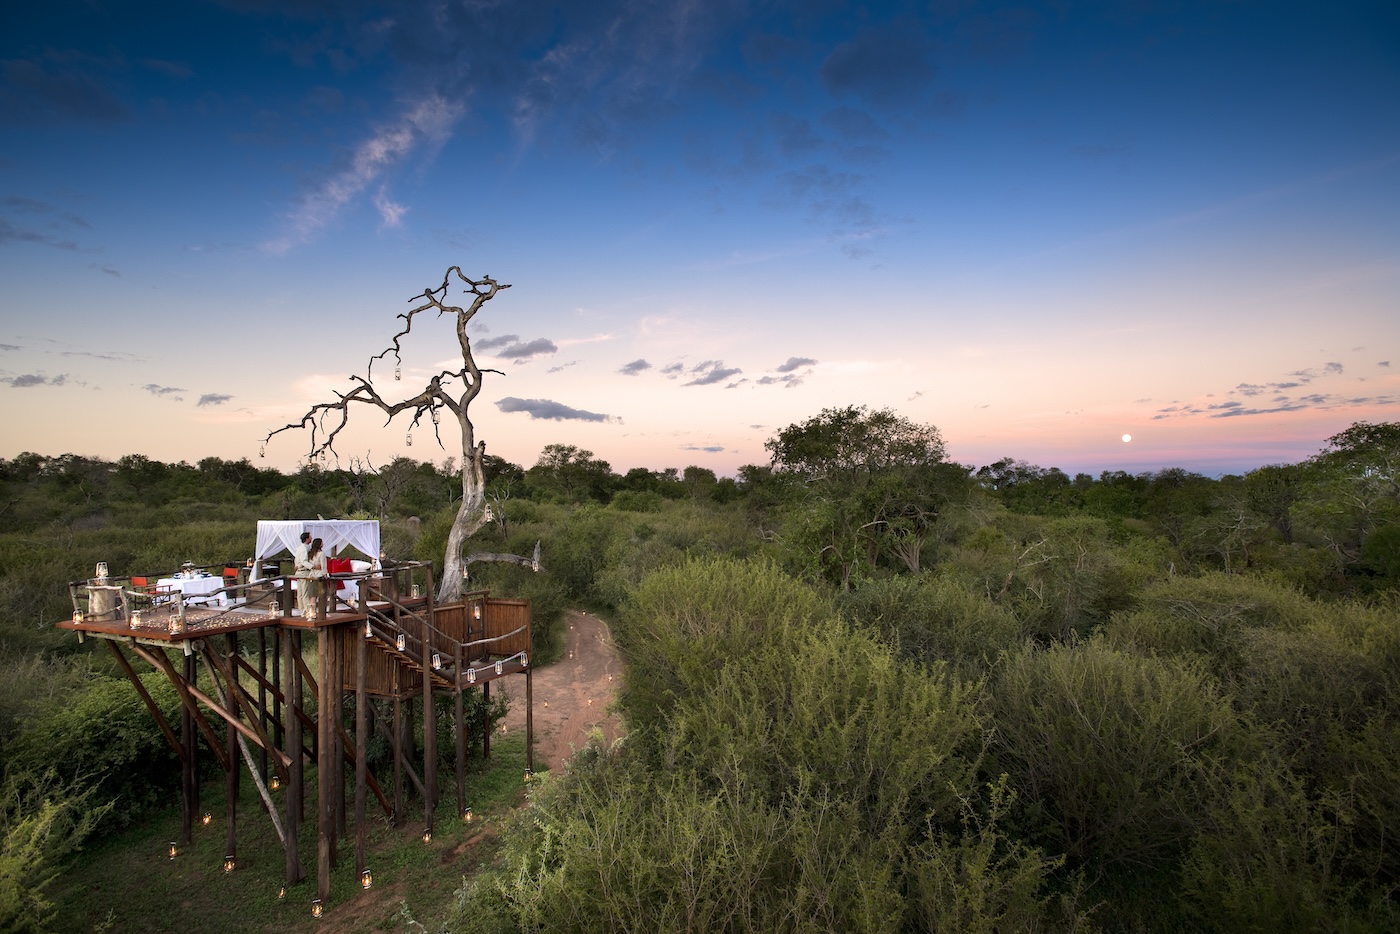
293, 531, 312, 616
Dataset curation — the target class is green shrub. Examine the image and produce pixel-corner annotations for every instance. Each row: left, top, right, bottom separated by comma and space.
5, 672, 182, 831
988, 636, 1239, 870
836, 574, 1023, 676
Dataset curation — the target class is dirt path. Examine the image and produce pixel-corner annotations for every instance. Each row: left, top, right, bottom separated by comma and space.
497, 609, 624, 772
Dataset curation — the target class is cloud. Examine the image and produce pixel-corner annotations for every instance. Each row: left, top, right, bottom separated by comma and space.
372, 186, 408, 227
0, 343, 19, 351
684, 360, 742, 386
547, 361, 579, 374
619, 358, 651, 376
197, 393, 233, 406
660, 362, 685, 377
495, 396, 613, 422
0, 55, 132, 124
89, 262, 120, 276
1324, 361, 1344, 375
820, 26, 935, 108
0, 218, 80, 250
142, 383, 185, 399
495, 338, 557, 360
1381, 361, 1391, 368
5, 372, 66, 387
682, 444, 727, 453
775, 356, 816, 373
266, 93, 461, 252
476, 334, 520, 351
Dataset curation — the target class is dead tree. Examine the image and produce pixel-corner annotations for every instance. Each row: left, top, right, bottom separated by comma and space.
263, 267, 533, 602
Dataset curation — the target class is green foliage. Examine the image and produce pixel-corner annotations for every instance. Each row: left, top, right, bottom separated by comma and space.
4, 672, 182, 831
988, 636, 1239, 870
1180, 750, 1384, 933
0, 770, 110, 934
835, 574, 1023, 677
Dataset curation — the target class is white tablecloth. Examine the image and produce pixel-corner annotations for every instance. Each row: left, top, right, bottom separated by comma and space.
158, 575, 228, 607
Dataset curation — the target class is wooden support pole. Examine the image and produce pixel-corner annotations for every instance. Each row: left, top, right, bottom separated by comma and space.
423, 630, 437, 833
526, 662, 534, 775
225, 633, 239, 864
182, 651, 197, 847
454, 643, 465, 821
317, 626, 332, 902
133, 644, 229, 773
257, 627, 269, 784
104, 641, 185, 763
355, 623, 368, 878
282, 624, 303, 886
334, 629, 346, 845
392, 698, 403, 828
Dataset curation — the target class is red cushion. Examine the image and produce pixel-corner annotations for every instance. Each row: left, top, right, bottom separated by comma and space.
327, 558, 351, 589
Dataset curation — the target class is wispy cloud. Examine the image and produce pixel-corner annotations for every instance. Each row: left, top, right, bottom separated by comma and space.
265, 94, 461, 252
619, 358, 651, 376
5, 372, 66, 388
496, 396, 614, 422
684, 360, 742, 386
197, 393, 232, 406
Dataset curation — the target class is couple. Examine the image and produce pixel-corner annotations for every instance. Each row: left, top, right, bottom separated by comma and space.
294, 531, 330, 619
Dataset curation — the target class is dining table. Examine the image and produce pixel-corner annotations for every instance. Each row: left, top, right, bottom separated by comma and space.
157, 573, 229, 607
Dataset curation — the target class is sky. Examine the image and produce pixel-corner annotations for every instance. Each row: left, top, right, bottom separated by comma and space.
2, 0, 1398, 480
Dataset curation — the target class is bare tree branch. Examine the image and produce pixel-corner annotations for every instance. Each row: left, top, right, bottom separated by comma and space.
262, 268, 531, 601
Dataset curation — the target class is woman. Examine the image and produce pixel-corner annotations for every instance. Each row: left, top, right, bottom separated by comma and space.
298, 537, 328, 619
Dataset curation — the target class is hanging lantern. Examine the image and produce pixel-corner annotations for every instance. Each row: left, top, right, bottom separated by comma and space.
259, 442, 266, 459
405, 431, 412, 447
394, 365, 401, 380
472, 604, 482, 621
223, 855, 235, 873
361, 868, 373, 890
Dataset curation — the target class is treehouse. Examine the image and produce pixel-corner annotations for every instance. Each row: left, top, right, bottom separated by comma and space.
56, 520, 533, 912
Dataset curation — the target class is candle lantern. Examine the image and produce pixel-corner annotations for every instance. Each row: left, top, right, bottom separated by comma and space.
421, 828, 432, 844
201, 812, 211, 826
466, 667, 476, 684
396, 633, 406, 652
361, 868, 373, 890
223, 855, 235, 873
311, 899, 323, 919
168, 841, 177, 860
495, 660, 503, 676
432, 652, 442, 670
95, 562, 108, 580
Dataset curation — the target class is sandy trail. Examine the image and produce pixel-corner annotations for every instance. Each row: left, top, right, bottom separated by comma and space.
497, 609, 624, 772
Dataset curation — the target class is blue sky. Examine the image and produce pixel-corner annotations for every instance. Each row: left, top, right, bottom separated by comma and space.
2, 0, 1397, 478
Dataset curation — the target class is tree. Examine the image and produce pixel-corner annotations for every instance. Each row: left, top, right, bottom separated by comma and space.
766, 406, 962, 584
526, 444, 613, 503
264, 267, 533, 601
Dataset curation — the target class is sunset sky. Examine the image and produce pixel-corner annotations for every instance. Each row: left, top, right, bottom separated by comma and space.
3, 0, 1397, 479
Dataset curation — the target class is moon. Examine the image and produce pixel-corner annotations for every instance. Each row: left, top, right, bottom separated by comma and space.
1122, 434, 1132, 443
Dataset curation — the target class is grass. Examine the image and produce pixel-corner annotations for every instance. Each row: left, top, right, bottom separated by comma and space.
48, 732, 537, 933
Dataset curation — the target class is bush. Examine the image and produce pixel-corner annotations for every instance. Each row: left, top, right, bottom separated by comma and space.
836, 574, 1023, 676
988, 636, 1239, 871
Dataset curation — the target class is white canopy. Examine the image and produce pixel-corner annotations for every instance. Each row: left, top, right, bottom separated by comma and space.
252, 520, 381, 580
